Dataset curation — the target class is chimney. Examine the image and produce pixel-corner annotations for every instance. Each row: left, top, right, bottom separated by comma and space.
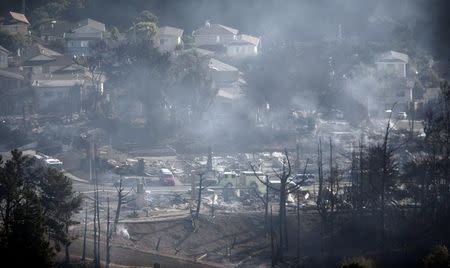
205, 20, 211, 28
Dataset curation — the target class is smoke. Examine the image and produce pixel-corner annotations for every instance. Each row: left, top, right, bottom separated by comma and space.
116, 224, 130, 239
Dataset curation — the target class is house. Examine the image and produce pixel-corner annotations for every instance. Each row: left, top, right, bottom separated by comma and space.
368, 78, 413, 116
21, 44, 64, 75
0, 45, 9, 68
39, 20, 73, 43
226, 34, 260, 57
0, 11, 30, 35
193, 21, 239, 47
375, 51, 409, 78
422, 87, 441, 103
65, 18, 106, 57
205, 58, 239, 87
32, 71, 104, 113
0, 68, 28, 115
154, 26, 183, 52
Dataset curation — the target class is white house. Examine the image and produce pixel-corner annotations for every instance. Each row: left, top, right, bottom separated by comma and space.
375, 51, 409, 78
154, 26, 183, 52
193, 21, 239, 47
226, 34, 260, 58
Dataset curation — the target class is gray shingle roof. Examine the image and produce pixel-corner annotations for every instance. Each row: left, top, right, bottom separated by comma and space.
74, 18, 105, 32
193, 23, 239, 36
208, 58, 238, 72
158, 26, 183, 37
0, 45, 9, 53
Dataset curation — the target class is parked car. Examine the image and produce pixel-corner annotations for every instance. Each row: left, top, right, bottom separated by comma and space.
396, 112, 407, 120
159, 168, 175, 186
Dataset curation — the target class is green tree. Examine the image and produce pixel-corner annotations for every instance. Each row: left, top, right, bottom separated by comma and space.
0, 150, 54, 266
134, 10, 158, 24
0, 150, 82, 265
423, 245, 449, 268
39, 168, 82, 262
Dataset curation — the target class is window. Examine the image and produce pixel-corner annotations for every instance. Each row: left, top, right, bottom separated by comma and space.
80, 41, 89, 47
216, 35, 220, 43
160, 38, 166, 45
396, 91, 405, 97
386, 63, 395, 74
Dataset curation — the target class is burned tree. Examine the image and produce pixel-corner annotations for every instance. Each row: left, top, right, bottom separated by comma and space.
113, 178, 131, 234
250, 149, 308, 263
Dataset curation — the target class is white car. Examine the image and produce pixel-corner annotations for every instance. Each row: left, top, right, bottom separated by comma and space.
396, 112, 407, 120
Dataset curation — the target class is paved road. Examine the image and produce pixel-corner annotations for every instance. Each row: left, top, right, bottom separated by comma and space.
72, 181, 191, 195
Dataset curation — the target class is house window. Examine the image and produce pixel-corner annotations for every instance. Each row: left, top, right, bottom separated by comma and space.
216, 35, 220, 43
80, 41, 89, 47
160, 39, 167, 45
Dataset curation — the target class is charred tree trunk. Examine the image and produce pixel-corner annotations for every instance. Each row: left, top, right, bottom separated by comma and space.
82, 201, 87, 263
106, 197, 111, 268
113, 178, 129, 235
195, 174, 204, 219
65, 223, 70, 263
93, 183, 98, 267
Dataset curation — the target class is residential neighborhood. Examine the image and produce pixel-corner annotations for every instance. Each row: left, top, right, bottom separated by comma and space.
0, 1, 449, 268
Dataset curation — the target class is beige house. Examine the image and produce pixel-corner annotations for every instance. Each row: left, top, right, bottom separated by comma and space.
154, 26, 183, 52
0, 11, 29, 35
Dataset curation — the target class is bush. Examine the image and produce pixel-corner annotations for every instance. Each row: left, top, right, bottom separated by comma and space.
341, 256, 375, 268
